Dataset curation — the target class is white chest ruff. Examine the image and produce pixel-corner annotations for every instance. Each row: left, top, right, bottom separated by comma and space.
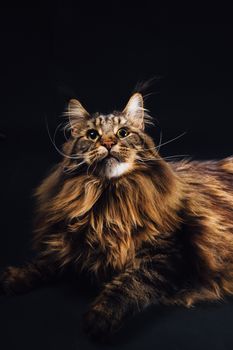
105, 161, 131, 178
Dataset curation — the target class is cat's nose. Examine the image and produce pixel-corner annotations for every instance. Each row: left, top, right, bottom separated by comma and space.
100, 138, 117, 150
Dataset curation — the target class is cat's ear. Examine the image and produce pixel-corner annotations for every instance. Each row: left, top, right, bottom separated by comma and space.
68, 99, 90, 137
123, 93, 145, 129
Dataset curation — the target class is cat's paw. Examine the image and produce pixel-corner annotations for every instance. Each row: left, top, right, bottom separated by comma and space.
0, 266, 28, 295
83, 307, 117, 342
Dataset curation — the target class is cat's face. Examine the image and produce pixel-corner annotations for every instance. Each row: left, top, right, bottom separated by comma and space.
65, 93, 156, 178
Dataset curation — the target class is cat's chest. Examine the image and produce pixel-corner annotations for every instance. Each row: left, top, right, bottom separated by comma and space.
76, 226, 135, 278
71, 209, 138, 279
66, 186, 146, 277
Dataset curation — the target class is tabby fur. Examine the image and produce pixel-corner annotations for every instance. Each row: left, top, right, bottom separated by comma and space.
1, 93, 233, 341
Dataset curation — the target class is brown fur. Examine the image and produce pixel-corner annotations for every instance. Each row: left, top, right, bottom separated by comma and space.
1, 94, 233, 341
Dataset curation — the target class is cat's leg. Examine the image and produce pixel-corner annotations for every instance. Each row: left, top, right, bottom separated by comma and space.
83, 261, 180, 341
0, 258, 60, 295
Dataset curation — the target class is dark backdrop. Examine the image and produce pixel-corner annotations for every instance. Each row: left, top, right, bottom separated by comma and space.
0, 3, 233, 350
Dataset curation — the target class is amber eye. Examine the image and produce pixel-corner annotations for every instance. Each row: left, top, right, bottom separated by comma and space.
117, 128, 129, 139
86, 129, 99, 140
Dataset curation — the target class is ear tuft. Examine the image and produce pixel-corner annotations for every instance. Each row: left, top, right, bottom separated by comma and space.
67, 99, 90, 137
123, 93, 143, 115
123, 93, 145, 129
68, 99, 90, 118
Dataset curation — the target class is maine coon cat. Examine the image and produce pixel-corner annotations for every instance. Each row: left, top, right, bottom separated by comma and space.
1, 93, 233, 341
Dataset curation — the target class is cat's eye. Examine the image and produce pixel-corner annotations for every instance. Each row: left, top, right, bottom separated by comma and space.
117, 128, 129, 139
86, 129, 99, 140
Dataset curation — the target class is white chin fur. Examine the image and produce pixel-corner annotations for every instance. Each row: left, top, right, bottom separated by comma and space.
105, 161, 131, 178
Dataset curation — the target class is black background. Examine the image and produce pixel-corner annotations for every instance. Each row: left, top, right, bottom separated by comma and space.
0, 3, 233, 350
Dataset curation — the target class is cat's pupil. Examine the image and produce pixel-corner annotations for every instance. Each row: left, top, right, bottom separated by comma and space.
87, 129, 99, 140
117, 128, 128, 138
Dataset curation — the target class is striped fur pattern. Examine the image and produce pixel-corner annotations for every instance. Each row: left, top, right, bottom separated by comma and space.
1, 93, 233, 341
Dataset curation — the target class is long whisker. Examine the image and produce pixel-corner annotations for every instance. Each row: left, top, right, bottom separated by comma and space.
156, 129, 163, 153
46, 119, 79, 159
62, 158, 88, 174
45, 118, 87, 160
63, 123, 69, 141
143, 131, 187, 152
53, 123, 89, 158
137, 154, 189, 163
156, 131, 187, 150
158, 154, 189, 160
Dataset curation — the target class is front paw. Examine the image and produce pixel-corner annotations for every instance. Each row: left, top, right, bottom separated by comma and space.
83, 306, 118, 342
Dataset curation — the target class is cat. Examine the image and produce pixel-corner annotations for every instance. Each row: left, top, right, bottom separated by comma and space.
1, 92, 233, 341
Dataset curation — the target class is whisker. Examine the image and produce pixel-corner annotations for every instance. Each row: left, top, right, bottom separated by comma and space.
63, 123, 69, 141
137, 154, 189, 163
143, 131, 187, 152
155, 131, 187, 150
46, 119, 79, 160
159, 154, 189, 161
45, 118, 88, 160
63, 159, 87, 174
156, 129, 163, 153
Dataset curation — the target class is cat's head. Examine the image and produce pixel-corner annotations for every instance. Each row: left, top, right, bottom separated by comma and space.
63, 93, 158, 178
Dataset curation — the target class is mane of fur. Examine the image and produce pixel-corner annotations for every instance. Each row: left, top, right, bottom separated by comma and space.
33, 159, 183, 278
